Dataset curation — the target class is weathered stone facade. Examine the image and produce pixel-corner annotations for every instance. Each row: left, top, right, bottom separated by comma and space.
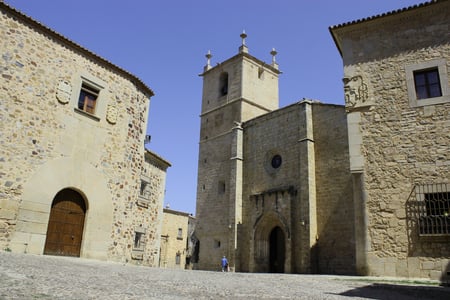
160, 208, 193, 269
196, 1, 449, 281
330, 0, 450, 281
195, 39, 355, 274
0, 3, 170, 266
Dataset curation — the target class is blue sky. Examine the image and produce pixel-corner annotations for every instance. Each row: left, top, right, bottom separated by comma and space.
6, 0, 425, 214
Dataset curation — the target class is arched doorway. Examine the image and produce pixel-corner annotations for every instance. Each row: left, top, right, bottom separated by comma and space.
269, 226, 285, 273
44, 188, 86, 257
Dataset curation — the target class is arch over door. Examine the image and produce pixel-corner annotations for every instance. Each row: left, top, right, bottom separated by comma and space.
269, 226, 285, 273
44, 188, 86, 257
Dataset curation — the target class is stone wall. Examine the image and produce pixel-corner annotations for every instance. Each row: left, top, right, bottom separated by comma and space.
331, 1, 450, 280
312, 103, 354, 274
160, 208, 190, 269
240, 101, 354, 274
0, 4, 166, 266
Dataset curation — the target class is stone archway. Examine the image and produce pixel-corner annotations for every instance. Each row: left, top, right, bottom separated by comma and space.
10, 157, 113, 260
269, 226, 285, 273
252, 212, 291, 273
44, 188, 86, 257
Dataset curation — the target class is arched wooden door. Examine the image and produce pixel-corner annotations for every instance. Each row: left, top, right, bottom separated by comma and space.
269, 226, 285, 273
44, 189, 86, 257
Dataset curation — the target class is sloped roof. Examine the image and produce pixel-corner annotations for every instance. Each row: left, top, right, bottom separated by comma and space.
329, 0, 441, 56
1, 2, 154, 97
330, 0, 438, 30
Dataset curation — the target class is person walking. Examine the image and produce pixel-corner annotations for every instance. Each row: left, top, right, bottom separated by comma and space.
221, 256, 229, 272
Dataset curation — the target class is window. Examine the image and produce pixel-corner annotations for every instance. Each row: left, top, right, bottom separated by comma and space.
175, 252, 181, 265
271, 155, 282, 169
214, 239, 221, 248
413, 69, 442, 99
405, 59, 449, 107
140, 180, 150, 198
137, 176, 151, 207
219, 72, 228, 96
78, 83, 99, 114
134, 231, 143, 249
71, 73, 106, 121
218, 181, 226, 194
131, 227, 146, 260
258, 67, 264, 79
414, 183, 450, 235
177, 228, 183, 240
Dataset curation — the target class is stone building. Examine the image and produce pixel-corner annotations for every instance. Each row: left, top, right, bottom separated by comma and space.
195, 0, 449, 281
159, 207, 194, 269
194, 33, 354, 274
330, 0, 449, 280
0, 3, 170, 266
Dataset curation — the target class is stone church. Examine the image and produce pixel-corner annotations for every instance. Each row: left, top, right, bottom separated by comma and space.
0, 3, 170, 266
195, 0, 449, 281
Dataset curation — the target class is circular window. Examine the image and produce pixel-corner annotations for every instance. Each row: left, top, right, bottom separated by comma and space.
271, 155, 282, 169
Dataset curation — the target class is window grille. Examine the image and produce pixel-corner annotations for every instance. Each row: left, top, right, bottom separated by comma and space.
411, 183, 450, 235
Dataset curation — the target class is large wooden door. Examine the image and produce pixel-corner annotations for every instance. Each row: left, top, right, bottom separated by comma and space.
44, 189, 86, 257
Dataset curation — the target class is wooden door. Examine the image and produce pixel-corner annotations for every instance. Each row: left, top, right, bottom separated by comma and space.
44, 189, 86, 257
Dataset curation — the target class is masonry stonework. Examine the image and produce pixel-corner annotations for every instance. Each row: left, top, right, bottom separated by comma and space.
195, 39, 355, 274
330, 0, 450, 281
0, 3, 169, 266
196, 1, 449, 281
160, 208, 192, 269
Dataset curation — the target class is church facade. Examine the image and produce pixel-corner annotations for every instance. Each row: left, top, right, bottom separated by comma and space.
0, 3, 170, 266
195, 0, 449, 281
194, 35, 355, 274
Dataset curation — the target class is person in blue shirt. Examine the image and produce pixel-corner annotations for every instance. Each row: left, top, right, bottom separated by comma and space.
221, 256, 229, 272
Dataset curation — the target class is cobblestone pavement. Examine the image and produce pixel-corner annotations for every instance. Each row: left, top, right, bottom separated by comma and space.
0, 252, 449, 300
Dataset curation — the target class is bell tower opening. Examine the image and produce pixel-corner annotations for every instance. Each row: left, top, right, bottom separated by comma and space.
269, 226, 285, 273
219, 72, 228, 96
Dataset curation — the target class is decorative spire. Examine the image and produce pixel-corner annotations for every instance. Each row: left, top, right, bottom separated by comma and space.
270, 48, 278, 69
240, 30, 247, 46
239, 30, 248, 54
204, 50, 212, 71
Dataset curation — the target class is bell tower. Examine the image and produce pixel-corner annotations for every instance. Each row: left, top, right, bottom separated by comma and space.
195, 32, 281, 271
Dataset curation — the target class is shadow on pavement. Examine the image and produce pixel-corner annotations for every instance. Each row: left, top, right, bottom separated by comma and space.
336, 283, 450, 300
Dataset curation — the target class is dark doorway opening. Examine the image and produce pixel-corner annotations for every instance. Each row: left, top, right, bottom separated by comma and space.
44, 188, 86, 257
269, 226, 285, 273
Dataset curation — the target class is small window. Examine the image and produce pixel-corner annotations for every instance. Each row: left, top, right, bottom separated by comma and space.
425, 192, 450, 217
134, 231, 144, 250
415, 183, 450, 235
219, 72, 228, 96
218, 181, 226, 194
405, 59, 449, 107
175, 252, 181, 265
140, 180, 150, 198
271, 155, 282, 169
258, 67, 264, 79
177, 228, 183, 240
413, 69, 442, 99
78, 83, 99, 114
214, 240, 221, 248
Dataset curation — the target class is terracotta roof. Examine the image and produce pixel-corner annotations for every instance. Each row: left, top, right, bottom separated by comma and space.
329, 0, 439, 30
1, 2, 154, 97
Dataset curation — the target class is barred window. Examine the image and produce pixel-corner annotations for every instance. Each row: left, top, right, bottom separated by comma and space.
414, 184, 450, 235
